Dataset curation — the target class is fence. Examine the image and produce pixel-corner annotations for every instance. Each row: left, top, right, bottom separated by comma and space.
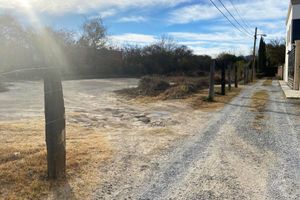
288, 46, 296, 88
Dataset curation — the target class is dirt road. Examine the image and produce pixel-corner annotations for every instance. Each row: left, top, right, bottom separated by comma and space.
93, 80, 299, 200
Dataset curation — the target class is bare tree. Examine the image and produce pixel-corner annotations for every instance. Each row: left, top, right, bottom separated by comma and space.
79, 18, 107, 49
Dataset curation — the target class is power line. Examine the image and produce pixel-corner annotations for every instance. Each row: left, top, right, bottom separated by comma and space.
228, 0, 253, 32
208, 0, 252, 38
216, 0, 252, 36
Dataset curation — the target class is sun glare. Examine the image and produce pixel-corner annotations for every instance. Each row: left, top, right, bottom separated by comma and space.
16, 0, 70, 69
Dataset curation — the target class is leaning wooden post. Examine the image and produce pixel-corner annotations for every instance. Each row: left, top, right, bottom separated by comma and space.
208, 60, 215, 101
44, 68, 66, 179
234, 64, 238, 88
228, 64, 232, 91
221, 65, 226, 95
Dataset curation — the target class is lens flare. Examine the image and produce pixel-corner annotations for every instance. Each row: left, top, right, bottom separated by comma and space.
16, 0, 70, 70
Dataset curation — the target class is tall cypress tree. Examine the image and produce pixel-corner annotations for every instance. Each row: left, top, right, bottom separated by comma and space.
258, 37, 267, 74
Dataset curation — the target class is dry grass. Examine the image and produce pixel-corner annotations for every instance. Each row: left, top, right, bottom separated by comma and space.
128, 83, 243, 112
250, 90, 269, 130
116, 76, 209, 100
250, 90, 269, 112
0, 119, 112, 200
262, 79, 273, 86
134, 86, 243, 111
188, 86, 243, 111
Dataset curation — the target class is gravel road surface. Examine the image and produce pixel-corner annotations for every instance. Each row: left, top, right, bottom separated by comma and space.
94, 80, 299, 200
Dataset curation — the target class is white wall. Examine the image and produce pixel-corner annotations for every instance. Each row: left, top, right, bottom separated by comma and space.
285, 8, 293, 81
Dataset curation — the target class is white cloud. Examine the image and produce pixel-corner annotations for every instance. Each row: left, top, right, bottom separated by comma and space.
98, 9, 117, 18
190, 43, 251, 57
168, 31, 247, 43
109, 31, 252, 57
236, 0, 288, 21
166, 0, 288, 47
168, 31, 254, 56
0, 0, 190, 15
168, 4, 220, 24
118, 16, 147, 23
109, 33, 158, 45
168, 0, 289, 24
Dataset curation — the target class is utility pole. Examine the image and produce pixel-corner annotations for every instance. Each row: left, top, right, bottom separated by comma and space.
252, 27, 257, 82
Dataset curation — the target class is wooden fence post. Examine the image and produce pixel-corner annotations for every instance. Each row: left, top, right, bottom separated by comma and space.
248, 65, 252, 83
221, 65, 226, 95
208, 60, 215, 101
228, 65, 232, 90
244, 64, 248, 85
44, 68, 66, 179
234, 64, 238, 88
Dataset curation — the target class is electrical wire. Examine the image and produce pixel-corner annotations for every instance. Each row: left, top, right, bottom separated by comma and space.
216, 0, 253, 36
208, 0, 252, 38
228, 0, 253, 32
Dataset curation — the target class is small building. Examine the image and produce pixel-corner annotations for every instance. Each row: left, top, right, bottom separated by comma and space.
284, 0, 300, 89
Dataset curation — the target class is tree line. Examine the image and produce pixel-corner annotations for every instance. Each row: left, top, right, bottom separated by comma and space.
0, 14, 285, 79
258, 37, 285, 76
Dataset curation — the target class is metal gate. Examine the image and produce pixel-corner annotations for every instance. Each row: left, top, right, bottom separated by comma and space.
288, 46, 296, 88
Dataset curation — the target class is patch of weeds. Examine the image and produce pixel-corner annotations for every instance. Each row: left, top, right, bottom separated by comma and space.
262, 79, 273, 86
250, 90, 269, 130
116, 76, 209, 100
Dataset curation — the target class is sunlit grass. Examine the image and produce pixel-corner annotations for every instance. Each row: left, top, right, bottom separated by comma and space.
0, 120, 112, 199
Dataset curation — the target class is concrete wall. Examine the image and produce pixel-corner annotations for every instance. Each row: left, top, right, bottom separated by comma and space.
285, 7, 293, 82
295, 40, 300, 90
285, 4, 300, 82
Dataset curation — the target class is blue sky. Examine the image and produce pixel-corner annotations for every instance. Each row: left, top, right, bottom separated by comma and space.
0, 0, 289, 57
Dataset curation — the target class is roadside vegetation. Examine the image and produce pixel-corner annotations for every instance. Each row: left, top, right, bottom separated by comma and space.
117, 76, 209, 100
257, 37, 285, 77
117, 76, 242, 111
0, 14, 284, 81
